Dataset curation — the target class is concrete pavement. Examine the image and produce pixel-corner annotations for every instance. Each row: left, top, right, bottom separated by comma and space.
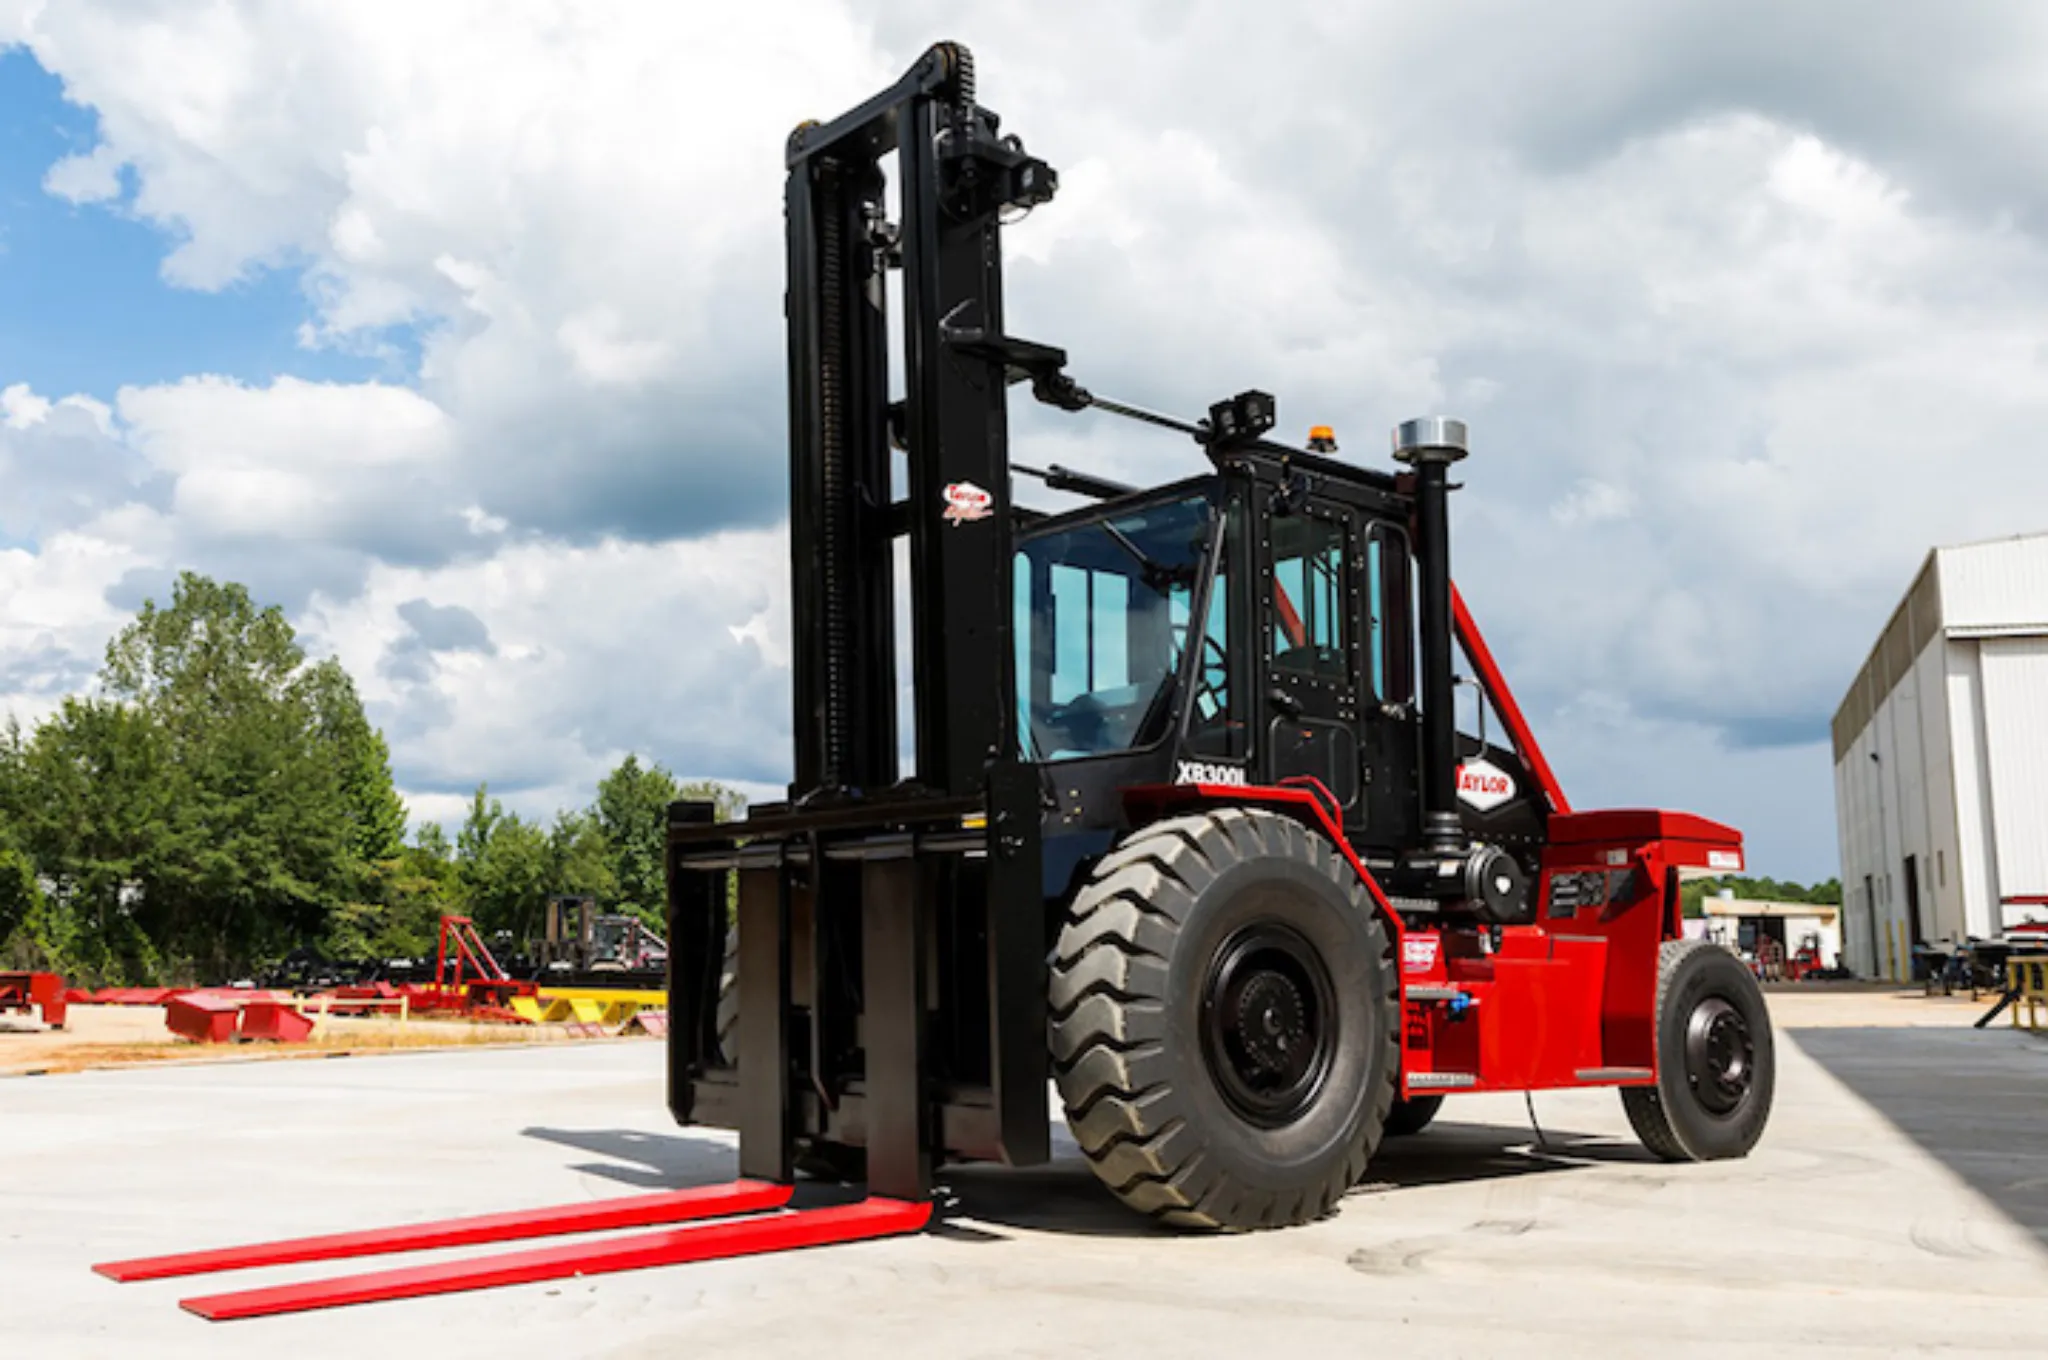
3, 998, 2046, 1358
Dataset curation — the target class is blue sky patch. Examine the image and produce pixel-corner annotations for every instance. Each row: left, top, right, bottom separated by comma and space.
0, 47, 403, 401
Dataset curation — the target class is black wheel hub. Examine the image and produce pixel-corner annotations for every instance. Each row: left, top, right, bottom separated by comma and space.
1684, 996, 1754, 1115
1202, 922, 1336, 1127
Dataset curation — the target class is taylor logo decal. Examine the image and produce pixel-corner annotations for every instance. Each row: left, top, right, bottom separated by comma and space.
1175, 760, 1247, 787
1456, 758, 1515, 812
1708, 849, 1744, 871
1402, 936, 1439, 973
941, 481, 994, 525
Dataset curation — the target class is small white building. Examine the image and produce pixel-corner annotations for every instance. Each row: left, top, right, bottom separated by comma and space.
1699, 894, 1841, 972
1832, 532, 2048, 980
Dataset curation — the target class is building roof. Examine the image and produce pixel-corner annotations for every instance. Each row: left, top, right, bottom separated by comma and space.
1831, 531, 2048, 763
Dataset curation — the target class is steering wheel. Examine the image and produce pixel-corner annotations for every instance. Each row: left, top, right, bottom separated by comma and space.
1166, 621, 1230, 722
1190, 632, 1230, 720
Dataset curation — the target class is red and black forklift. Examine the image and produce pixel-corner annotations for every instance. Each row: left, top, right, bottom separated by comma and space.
98, 44, 1773, 1318
662, 41, 1776, 1224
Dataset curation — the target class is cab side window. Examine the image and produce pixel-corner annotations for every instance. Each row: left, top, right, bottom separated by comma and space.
1270, 514, 1348, 680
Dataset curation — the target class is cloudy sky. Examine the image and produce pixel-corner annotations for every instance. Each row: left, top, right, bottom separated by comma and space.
6, 1, 2048, 879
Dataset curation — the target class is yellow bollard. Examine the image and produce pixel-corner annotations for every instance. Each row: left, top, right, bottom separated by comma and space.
2010, 958, 2047, 1032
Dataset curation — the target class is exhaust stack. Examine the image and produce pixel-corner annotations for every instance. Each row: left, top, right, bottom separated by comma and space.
1393, 416, 1469, 855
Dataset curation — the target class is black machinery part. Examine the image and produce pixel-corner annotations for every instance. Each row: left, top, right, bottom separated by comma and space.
1383, 1095, 1445, 1137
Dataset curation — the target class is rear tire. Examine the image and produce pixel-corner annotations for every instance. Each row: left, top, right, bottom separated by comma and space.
1622, 939, 1775, 1161
1051, 808, 1398, 1230
1384, 1095, 1444, 1137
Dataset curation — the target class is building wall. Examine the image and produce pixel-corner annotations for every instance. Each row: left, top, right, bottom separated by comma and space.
1834, 635, 1954, 979
1915, 637, 1964, 941
1945, 639, 2002, 937
1834, 535, 2048, 974
1978, 636, 2048, 925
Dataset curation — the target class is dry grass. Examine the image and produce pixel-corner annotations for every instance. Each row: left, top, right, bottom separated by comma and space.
0, 1004, 637, 1077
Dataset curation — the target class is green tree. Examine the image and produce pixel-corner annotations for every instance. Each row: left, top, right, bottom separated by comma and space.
0, 827, 46, 968
4, 696, 171, 980
119, 576, 353, 977
0, 721, 32, 957
547, 809, 617, 905
595, 755, 682, 917
305, 660, 408, 864
380, 821, 464, 958
456, 785, 552, 940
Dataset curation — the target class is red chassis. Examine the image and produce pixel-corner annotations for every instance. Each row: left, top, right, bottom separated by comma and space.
1130, 579, 1743, 1103
1131, 782, 1739, 1101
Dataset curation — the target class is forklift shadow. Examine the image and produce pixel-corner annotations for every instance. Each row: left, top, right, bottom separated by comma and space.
518, 1117, 1654, 1241
938, 1116, 1656, 1241
1361, 1118, 1659, 1191
521, 1125, 744, 1190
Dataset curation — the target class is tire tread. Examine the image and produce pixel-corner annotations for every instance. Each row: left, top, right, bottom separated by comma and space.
1051, 808, 1397, 1230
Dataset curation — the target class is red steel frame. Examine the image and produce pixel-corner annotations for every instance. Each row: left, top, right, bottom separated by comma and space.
434, 913, 508, 990
406, 913, 536, 1016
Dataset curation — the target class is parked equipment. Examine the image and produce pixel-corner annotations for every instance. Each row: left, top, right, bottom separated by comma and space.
0, 971, 67, 1029
539, 895, 669, 975
99, 45, 1777, 1320
322, 916, 536, 1022
662, 43, 1777, 1225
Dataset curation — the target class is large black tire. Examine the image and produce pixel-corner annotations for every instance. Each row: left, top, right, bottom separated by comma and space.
1384, 1095, 1444, 1138
1622, 939, 1775, 1161
1051, 808, 1398, 1230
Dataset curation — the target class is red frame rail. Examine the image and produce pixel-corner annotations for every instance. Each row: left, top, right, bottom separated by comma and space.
95, 1180, 791, 1283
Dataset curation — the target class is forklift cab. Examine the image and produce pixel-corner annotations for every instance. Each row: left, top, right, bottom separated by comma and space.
1016, 453, 1551, 893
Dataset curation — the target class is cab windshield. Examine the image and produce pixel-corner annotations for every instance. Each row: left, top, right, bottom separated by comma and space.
1014, 494, 1214, 761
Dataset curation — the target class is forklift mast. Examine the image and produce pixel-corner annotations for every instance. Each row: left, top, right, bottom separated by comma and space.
784, 40, 1054, 801
666, 42, 1061, 1203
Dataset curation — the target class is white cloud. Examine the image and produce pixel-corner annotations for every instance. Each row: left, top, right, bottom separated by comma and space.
10, 2, 2048, 875
121, 375, 458, 541
1549, 480, 1634, 528
41, 141, 122, 202
299, 525, 792, 821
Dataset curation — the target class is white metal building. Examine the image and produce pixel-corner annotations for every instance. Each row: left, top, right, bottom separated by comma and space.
1832, 532, 2048, 980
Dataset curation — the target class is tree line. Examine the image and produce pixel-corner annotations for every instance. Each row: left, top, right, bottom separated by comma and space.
1679, 874, 1843, 919
0, 573, 740, 986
